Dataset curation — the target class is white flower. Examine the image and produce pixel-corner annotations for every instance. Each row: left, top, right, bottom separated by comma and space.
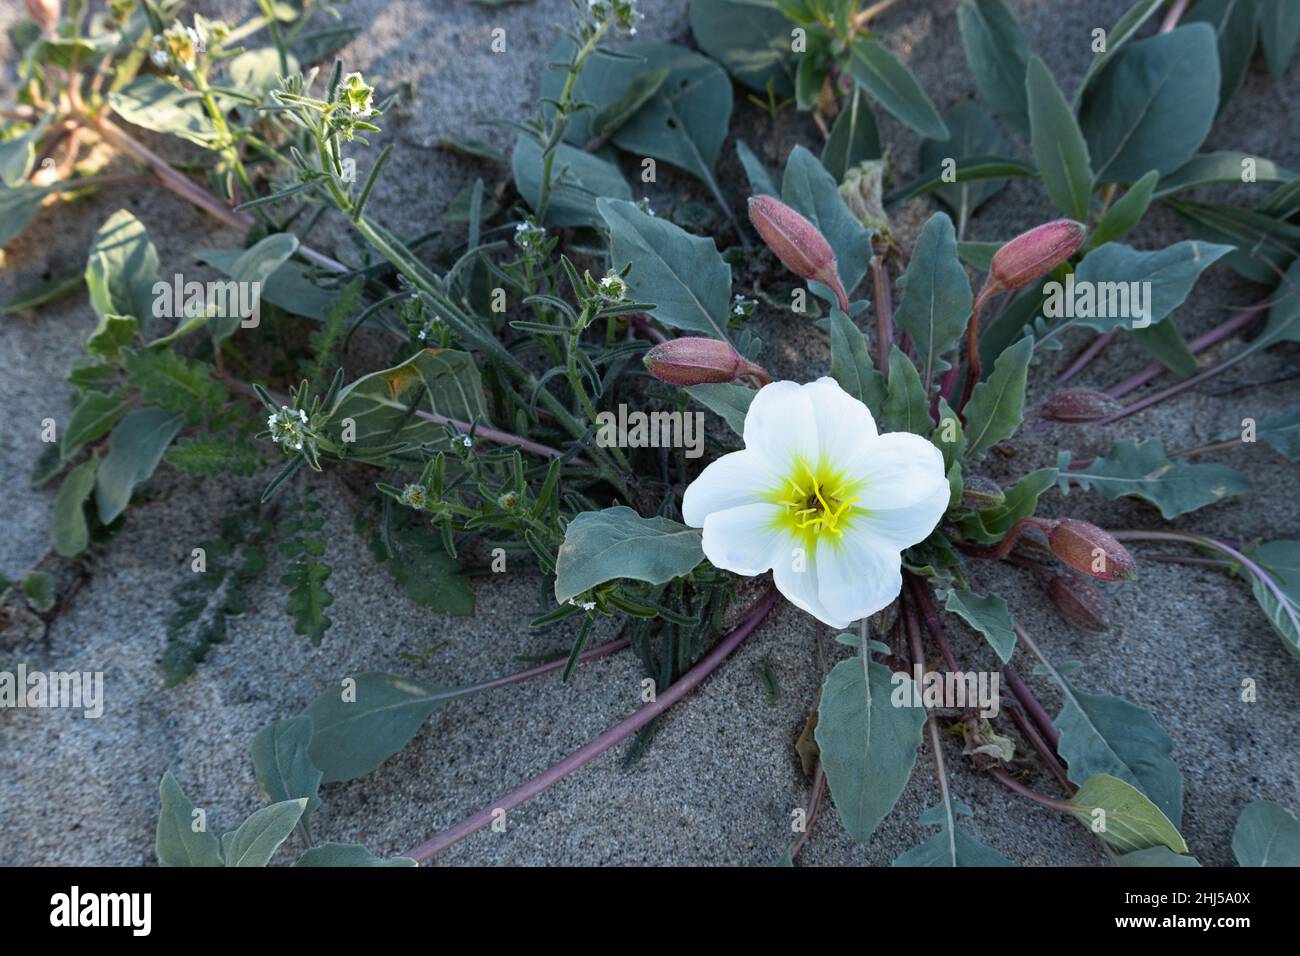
682, 377, 949, 628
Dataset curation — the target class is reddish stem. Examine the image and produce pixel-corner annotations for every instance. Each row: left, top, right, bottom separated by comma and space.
1105, 303, 1266, 399
1056, 329, 1117, 385
404, 585, 779, 863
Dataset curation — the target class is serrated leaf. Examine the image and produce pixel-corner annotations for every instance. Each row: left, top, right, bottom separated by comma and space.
1054, 682, 1184, 825
164, 435, 259, 477
221, 799, 307, 867
1066, 773, 1187, 853
600, 197, 732, 340
305, 672, 448, 783
122, 349, 227, 426
1060, 438, 1250, 519
296, 843, 417, 867
893, 212, 973, 391
815, 654, 926, 842
781, 145, 872, 304
156, 772, 223, 867
1232, 800, 1300, 866
554, 506, 703, 604
847, 38, 948, 140
1026, 54, 1092, 221
963, 336, 1033, 458
251, 716, 323, 818
942, 588, 1016, 663
827, 309, 885, 417
1079, 24, 1220, 183
882, 346, 930, 435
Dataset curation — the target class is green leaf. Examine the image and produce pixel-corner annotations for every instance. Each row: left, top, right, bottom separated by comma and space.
1260, 0, 1300, 80
827, 309, 885, 417
1128, 319, 1199, 378
1069, 240, 1235, 334
227, 47, 300, 93
882, 346, 930, 435
221, 799, 308, 867
281, 498, 333, 645
821, 88, 881, 181
0, 182, 51, 247
1116, 846, 1201, 867
1187, 0, 1259, 110
554, 506, 704, 604
781, 145, 872, 304
1066, 774, 1188, 854
251, 716, 323, 818
0, 269, 84, 315
847, 38, 948, 140
165, 435, 260, 477
815, 654, 926, 842
1074, 0, 1164, 103
686, 382, 755, 436
736, 140, 779, 198
94, 407, 184, 524
325, 348, 489, 451
1232, 800, 1300, 866
590, 66, 671, 139
893, 817, 1014, 867
209, 233, 299, 341
0, 115, 49, 187
84, 209, 160, 323
512, 135, 631, 228
1060, 438, 1251, 519
963, 336, 1032, 459
1154, 151, 1295, 198
919, 101, 1013, 221
1054, 682, 1184, 825
61, 391, 129, 460
1025, 54, 1093, 221
379, 525, 474, 615
122, 349, 227, 425
1087, 170, 1158, 249
156, 772, 223, 867
893, 212, 973, 391
956, 467, 1057, 544
956, 0, 1032, 139
1240, 539, 1300, 660
296, 844, 417, 867
689, 0, 795, 95
599, 197, 732, 340
305, 672, 447, 783
1248, 409, 1300, 460
942, 588, 1016, 663
20, 571, 55, 613
109, 76, 219, 147
51, 453, 98, 557
1079, 24, 1220, 183
197, 250, 336, 321
886, 156, 1036, 207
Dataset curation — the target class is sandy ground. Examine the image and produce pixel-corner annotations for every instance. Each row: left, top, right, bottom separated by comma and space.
1, 0, 1297, 866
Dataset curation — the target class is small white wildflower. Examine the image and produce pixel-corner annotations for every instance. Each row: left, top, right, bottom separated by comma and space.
266, 405, 310, 452
337, 72, 375, 117
149, 36, 169, 68
514, 219, 545, 251
568, 597, 597, 612
417, 328, 427, 341
636, 197, 655, 217
597, 271, 627, 304
399, 484, 428, 510
459, 435, 473, 448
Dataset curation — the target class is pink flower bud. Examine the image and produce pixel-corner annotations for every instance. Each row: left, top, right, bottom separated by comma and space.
26, 0, 59, 32
1045, 571, 1110, 632
1042, 388, 1124, 423
1047, 518, 1136, 582
748, 195, 850, 313
978, 219, 1086, 307
643, 337, 770, 387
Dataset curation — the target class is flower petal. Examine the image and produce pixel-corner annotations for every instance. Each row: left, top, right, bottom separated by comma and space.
742, 380, 819, 472
852, 430, 950, 507
682, 449, 780, 527
803, 376, 878, 464
699, 503, 787, 576
815, 528, 904, 625
773, 547, 845, 628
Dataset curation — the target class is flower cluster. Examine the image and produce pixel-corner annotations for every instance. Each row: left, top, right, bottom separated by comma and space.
266, 406, 310, 452
588, 0, 641, 35
150, 21, 204, 71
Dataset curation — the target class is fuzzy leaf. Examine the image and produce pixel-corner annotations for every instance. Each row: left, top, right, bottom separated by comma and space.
1232, 800, 1300, 866
84, 209, 161, 323
221, 799, 308, 867
963, 336, 1033, 459
109, 76, 219, 147
156, 772, 223, 867
251, 716, 323, 818
61, 391, 129, 461
1060, 438, 1250, 519
209, 233, 299, 341
1026, 54, 1093, 221
164, 435, 260, 477
1066, 774, 1187, 854
94, 407, 184, 524
122, 349, 227, 426
52, 454, 99, 557
893, 212, 973, 391
554, 506, 704, 604
942, 588, 1016, 663
296, 844, 417, 867
847, 38, 948, 140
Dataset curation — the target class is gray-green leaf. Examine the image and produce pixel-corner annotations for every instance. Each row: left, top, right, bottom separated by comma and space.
1060, 438, 1250, 519
963, 336, 1033, 459
296, 843, 418, 867
251, 715, 323, 819
1066, 773, 1188, 853
1232, 800, 1300, 866
943, 588, 1016, 663
554, 506, 704, 604
221, 799, 308, 867
156, 772, 223, 867
956, 0, 1032, 138
94, 407, 184, 524
847, 38, 948, 140
893, 212, 972, 391
1026, 54, 1093, 221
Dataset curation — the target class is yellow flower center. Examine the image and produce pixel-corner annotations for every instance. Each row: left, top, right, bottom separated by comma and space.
768, 456, 862, 551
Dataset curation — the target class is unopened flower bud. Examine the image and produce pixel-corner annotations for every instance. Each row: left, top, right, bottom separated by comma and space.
26, 0, 59, 32
748, 195, 850, 313
1042, 388, 1123, 423
961, 475, 1005, 511
1046, 518, 1136, 582
643, 337, 770, 387
1045, 571, 1110, 632
978, 219, 1086, 308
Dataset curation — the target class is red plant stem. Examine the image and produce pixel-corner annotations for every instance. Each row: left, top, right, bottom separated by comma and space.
789, 764, 826, 862
1004, 697, 1074, 791
1001, 663, 1060, 750
988, 766, 1073, 812
1160, 0, 1191, 32
424, 638, 630, 705
629, 313, 668, 345
1098, 347, 1254, 425
871, 255, 894, 381
1105, 303, 1266, 399
957, 292, 991, 412
958, 516, 1053, 561
405, 584, 780, 863
1056, 329, 1117, 385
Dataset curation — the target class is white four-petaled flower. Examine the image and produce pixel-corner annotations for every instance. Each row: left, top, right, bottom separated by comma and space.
682, 377, 949, 628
